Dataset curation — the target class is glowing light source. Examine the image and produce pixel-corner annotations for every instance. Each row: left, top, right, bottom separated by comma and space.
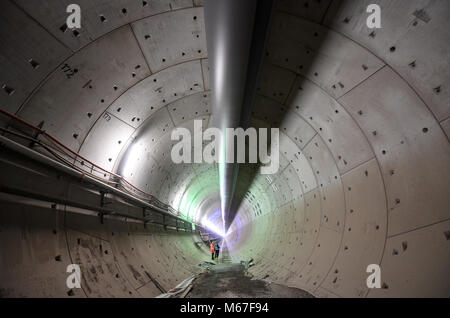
201, 217, 226, 237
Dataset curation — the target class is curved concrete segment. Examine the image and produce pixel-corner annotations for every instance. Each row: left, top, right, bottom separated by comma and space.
0, 0, 449, 298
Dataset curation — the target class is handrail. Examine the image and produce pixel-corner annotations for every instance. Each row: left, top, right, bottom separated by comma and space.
0, 108, 159, 201
0, 108, 195, 225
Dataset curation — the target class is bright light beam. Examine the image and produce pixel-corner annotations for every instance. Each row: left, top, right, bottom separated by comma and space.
201, 217, 227, 237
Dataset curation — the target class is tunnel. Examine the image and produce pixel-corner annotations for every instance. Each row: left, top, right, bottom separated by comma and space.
0, 0, 449, 300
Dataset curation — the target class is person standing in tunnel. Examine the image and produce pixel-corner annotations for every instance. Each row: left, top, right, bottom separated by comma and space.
210, 240, 215, 261
214, 241, 220, 262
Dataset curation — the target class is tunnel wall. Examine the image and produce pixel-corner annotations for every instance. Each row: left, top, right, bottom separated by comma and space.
227, 0, 450, 298
0, 198, 209, 297
0, 0, 449, 298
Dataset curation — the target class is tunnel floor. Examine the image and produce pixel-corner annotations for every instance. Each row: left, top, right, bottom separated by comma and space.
186, 242, 315, 298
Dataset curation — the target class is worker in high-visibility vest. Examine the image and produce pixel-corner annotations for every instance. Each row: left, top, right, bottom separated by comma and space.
210, 241, 215, 261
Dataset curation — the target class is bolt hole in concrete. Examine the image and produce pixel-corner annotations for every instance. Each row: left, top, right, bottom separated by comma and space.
28, 59, 40, 69
2, 84, 15, 95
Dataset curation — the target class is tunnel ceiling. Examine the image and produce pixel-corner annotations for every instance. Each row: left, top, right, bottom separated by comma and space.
1, 0, 450, 297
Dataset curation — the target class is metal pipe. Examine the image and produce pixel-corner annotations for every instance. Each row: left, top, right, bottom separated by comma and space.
204, 0, 274, 231
0, 185, 195, 232
0, 134, 191, 225
0, 108, 163, 202
0, 185, 114, 215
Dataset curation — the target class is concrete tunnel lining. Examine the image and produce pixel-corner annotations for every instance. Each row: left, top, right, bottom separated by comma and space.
0, 0, 449, 298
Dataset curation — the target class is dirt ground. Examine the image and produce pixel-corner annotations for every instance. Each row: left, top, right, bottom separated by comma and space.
186, 263, 315, 298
